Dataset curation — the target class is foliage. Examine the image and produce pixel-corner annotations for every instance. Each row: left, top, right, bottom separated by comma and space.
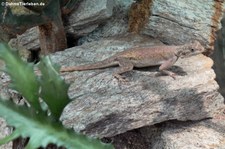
0, 43, 114, 149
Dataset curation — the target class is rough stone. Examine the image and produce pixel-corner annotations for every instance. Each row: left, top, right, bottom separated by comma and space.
109, 108, 225, 149
49, 35, 224, 138
142, 0, 225, 47
77, 0, 133, 45
67, 0, 115, 36
10, 27, 39, 51
145, 110, 225, 149
0, 118, 12, 149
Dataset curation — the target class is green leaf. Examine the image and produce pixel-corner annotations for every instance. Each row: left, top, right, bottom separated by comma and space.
0, 100, 114, 149
0, 43, 114, 148
38, 56, 70, 119
0, 43, 41, 112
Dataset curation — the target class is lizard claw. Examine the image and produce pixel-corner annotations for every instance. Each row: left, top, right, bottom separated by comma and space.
169, 73, 176, 80
113, 74, 129, 82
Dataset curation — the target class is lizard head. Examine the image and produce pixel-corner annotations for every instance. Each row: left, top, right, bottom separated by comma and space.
176, 40, 205, 58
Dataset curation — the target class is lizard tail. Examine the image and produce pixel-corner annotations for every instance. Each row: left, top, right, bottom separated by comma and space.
60, 58, 118, 72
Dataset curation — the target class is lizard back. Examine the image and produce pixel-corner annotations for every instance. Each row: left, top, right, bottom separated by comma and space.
116, 46, 178, 67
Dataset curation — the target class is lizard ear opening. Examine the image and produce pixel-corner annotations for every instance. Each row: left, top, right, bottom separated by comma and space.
176, 50, 186, 58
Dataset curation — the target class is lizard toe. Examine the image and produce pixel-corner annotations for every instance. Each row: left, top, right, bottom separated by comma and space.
113, 74, 129, 82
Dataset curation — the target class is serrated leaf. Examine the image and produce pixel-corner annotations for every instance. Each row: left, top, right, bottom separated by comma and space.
0, 43, 41, 112
38, 56, 70, 119
0, 43, 114, 148
0, 100, 114, 149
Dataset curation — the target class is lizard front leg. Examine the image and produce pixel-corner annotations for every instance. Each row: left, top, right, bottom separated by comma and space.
158, 56, 178, 79
113, 58, 134, 82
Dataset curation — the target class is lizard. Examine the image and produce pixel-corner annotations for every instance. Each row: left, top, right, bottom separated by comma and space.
60, 40, 205, 80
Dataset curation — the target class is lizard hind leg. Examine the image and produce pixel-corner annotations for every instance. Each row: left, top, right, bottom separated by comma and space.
113, 58, 134, 82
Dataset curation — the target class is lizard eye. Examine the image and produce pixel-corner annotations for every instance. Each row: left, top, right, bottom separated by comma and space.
191, 49, 195, 52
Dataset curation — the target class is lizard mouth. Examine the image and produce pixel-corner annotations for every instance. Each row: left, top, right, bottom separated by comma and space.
182, 51, 203, 58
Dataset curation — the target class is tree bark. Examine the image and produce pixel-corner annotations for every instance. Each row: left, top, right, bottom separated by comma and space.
39, 19, 67, 55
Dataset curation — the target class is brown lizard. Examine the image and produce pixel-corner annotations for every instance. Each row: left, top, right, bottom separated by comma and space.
60, 40, 205, 80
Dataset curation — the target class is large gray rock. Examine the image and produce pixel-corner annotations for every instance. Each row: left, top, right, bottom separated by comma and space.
77, 0, 133, 45
49, 35, 224, 138
9, 27, 39, 51
67, 0, 115, 36
142, 0, 225, 47
110, 109, 225, 149
143, 110, 225, 149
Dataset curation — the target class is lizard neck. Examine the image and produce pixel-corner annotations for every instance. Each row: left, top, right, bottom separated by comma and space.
175, 45, 189, 58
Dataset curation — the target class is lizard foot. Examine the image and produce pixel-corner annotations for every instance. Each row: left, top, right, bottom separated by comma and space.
113, 74, 129, 82
156, 71, 176, 80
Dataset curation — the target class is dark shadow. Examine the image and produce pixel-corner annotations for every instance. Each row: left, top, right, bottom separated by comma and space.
27, 48, 40, 64
211, 13, 225, 98
66, 33, 79, 48
135, 65, 187, 76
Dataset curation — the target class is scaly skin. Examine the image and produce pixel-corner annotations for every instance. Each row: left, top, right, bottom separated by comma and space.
60, 40, 205, 80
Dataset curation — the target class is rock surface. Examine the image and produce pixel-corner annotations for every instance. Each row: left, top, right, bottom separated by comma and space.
67, 0, 115, 36
0, 35, 224, 148
0, 118, 12, 149
0, 1, 224, 148
109, 108, 225, 149
12, 0, 118, 50
9, 27, 39, 51
13, 1, 224, 51
142, 0, 225, 46
150, 118, 225, 149
77, 0, 133, 45
49, 35, 224, 138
